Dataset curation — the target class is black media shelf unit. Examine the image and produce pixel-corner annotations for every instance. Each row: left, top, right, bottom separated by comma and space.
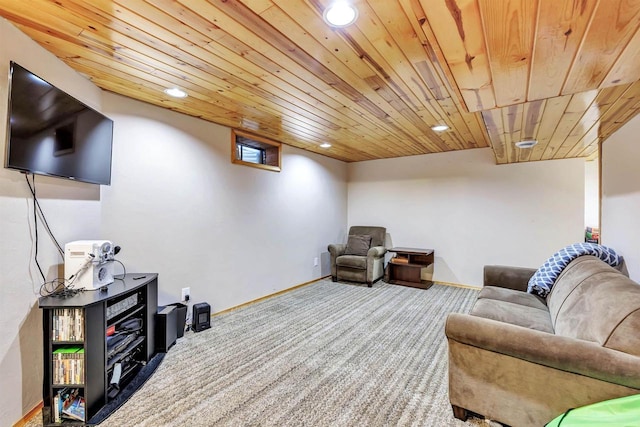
39, 274, 158, 425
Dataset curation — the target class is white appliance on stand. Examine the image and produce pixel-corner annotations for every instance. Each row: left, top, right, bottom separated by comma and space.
64, 240, 115, 290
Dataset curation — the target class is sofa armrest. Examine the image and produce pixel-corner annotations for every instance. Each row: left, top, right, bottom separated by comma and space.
367, 246, 386, 258
483, 265, 536, 291
446, 313, 640, 389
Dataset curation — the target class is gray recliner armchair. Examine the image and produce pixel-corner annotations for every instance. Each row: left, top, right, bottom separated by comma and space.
328, 226, 387, 287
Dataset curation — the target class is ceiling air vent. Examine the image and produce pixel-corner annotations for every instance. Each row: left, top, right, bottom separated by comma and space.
515, 140, 538, 149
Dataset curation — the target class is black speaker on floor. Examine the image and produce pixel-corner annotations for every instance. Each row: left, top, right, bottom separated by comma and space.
155, 305, 177, 352
192, 302, 211, 332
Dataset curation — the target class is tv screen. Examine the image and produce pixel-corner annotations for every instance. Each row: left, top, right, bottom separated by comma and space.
5, 62, 113, 185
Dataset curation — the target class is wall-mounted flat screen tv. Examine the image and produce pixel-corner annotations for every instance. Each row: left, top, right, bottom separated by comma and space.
5, 62, 113, 185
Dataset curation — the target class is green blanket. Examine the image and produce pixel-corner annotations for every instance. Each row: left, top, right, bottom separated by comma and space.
546, 394, 640, 426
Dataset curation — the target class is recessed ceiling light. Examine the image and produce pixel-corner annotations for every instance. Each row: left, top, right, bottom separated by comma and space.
515, 140, 538, 148
431, 124, 449, 132
164, 87, 188, 98
323, 1, 358, 28
320, 143, 332, 148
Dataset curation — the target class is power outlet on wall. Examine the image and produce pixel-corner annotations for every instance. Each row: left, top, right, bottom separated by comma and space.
181, 287, 190, 302
314, 257, 319, 267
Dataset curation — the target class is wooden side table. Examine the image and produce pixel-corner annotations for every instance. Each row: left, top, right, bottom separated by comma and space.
385, 247, 435, 289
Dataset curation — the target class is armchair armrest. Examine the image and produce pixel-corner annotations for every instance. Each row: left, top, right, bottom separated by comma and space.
446, 313, 640, 389
367, 246, 386, 258
484, 265, 536, 292
328, 243, 346, 279
328, 243, 346, 257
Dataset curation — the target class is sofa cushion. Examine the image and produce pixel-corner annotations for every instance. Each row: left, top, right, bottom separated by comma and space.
478, 286, 547, 311
470, 298, 554, 333
546, 256, 602, 324
336, 254, 367, 269
344, 234, 371, 256
606, 308, 640, 357
552, 262, 640, 352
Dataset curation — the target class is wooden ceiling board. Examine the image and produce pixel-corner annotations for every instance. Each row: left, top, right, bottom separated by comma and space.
420, 0, 496, 112
479, 0, 537, 107
528, 0, 598, 102
602, 27, 640, 87
0, 0, 638, 165
562, 0, 640, 95
541, 90, 600, 160
521, 95, 571, 162
517, 99, 545, 162
480, 108, 508, 164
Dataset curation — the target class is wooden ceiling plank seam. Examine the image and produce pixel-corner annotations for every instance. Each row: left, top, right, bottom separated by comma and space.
356, 0, 486, 149
573, 135, 599, 158
562, 0, 640, 95
138, 0, 408, 144
202, 0, 396, 121
18, 21, 354, 146
199, 0, 441, 149
601, 25, 640, 87
314, 0, 444, 122
500, 104, 518, 163
296, 0, 443, 123
557, 108, 602, 158
420, 0, 497, 112
517, 99, 546, 162
33, 30, 385, 159
148, 0, 400, 139
564, 125, 601, 159
397, 0, 494, 150
556, 94, 609, 158
139, 0, 380, 134
247, 0, 443, 153
556, 0, 601, 97
479, 0, 538, 107
528, 0, 599, 101
597, 100, 640, 140
376, 1, 486, 147
349, 0, 455, 119
101, 0, 368, 135
542, 89, 599, 159
362, 76, 455, 152
563, 82, 639, 157
0, 2, 85, 35
397, 0, 473, 114
79, 62, 344, 147
157, 3, 404, 140
470, 111, 493, 149
529, 94, 573, 161
60, 0, 400, 148
481, 109, 508, 164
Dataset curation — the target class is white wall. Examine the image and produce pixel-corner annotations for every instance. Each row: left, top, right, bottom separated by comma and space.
347, 148, 585, 287
584, 160, 599, 228
602, 113, 640, 281
100, 92, 348, 312
0, 18, 104, 426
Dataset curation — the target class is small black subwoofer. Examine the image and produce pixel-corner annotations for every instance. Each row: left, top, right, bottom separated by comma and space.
192, 302, 211, 332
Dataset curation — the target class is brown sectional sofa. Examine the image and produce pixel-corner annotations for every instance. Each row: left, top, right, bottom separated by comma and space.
445, 255, 640, 427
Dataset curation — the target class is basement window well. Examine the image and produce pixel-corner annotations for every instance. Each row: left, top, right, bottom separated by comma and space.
231, 129, 281, 172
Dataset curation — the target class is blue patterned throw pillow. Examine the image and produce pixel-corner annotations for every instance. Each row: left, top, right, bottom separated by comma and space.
527, 243, 621, 297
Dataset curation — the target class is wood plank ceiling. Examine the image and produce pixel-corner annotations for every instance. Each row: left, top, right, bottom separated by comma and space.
0, 0, 639, 164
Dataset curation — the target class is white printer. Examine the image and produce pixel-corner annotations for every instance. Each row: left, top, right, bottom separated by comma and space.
64, 240, 115, 290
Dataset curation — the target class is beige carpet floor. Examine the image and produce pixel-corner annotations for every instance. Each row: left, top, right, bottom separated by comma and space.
28, 279, 498, 427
